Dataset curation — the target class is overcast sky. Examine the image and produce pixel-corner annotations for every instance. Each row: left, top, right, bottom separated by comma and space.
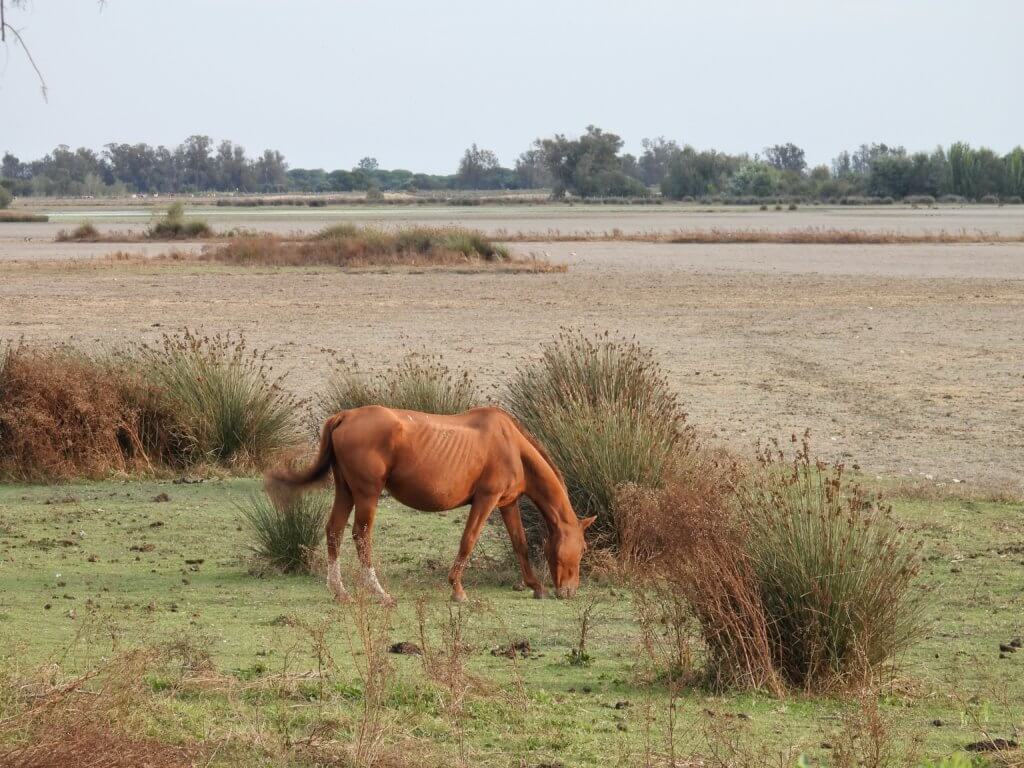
2, 1, 1021, 173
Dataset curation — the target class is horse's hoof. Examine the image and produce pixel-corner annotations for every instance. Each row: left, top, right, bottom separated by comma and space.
451, 591, 468, 603
532, 589, 547, 600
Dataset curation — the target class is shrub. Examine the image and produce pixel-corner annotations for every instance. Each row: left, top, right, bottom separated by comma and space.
0, 186, 12, 209
1003, 195, 1023, 205
136, 331, 301, 468
238, 490, 328, 573
504, 330, 691, 551
939, 194, 966, 204
904, 195, 936, 206
0, 345, 145, 481
620, 436, 923, 694
55, 222, 101, 242
0, 210, 47, 222
980, 194, 999, 204
146, 202, 213, 239
319, 353, 477, 419
203, 225, 517, 268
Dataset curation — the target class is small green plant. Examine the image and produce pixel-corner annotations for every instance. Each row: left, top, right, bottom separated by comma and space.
0, 186, 13, 209
146, 202, 213, 239
319, 353, 477, 418
237, 490, 329, 573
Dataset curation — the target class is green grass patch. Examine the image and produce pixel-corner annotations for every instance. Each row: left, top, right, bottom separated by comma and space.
0, 480, 1020, 765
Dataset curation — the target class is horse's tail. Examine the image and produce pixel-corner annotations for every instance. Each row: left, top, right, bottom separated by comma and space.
265, 412, 346, 496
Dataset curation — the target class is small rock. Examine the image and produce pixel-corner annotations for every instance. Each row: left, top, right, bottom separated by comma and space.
491, 639, 532, 659
998, 643, 1017, 654
184, 558, 204, 565
152, 493, 171, 503
614, 700, 630, 710
616, 722, 628, 732
932, 719, 944, 727
130, 543, 155, 552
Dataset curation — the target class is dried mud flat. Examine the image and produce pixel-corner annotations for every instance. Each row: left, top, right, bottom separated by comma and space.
1, 209, 1022, 494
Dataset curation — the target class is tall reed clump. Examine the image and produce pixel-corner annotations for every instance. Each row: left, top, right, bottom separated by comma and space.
237, 490, 329, 573
145, 202, 213, 239
619, 435, 923, 695
318, 353, 477, 419
133, 331, 302, 468
504, 330, 692, 551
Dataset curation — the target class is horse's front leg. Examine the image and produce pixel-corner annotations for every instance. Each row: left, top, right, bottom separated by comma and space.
448, 492, 501, 602
352, 490, 394, 606
500, 500, 546, 599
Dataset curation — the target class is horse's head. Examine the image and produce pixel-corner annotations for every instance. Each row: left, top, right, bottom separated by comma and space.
543, 515, 596, 598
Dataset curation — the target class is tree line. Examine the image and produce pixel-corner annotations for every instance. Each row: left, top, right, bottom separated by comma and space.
3, 128, 1023, 202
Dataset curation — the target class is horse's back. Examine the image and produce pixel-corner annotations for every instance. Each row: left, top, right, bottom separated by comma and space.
332, 406, 523, 511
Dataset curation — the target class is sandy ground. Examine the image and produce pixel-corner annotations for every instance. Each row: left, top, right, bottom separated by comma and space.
1, 207, 1022, 493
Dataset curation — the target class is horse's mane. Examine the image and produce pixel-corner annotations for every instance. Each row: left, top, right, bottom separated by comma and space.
499, 409, 565, 487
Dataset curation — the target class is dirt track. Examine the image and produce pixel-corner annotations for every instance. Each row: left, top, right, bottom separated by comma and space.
2, 206, 1022, 493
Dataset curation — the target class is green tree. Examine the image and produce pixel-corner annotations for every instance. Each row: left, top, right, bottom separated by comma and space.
455, 143, 501, 189
539, 125, 647, 198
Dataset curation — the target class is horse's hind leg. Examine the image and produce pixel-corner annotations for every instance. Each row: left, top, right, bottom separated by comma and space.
352, 491, 394, 605
326, 479, 354, 603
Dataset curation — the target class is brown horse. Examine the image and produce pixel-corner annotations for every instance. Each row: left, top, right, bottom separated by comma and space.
267, 405, 594, 603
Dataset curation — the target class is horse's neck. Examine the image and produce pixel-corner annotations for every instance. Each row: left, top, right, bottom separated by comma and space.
520, 440, 575, 533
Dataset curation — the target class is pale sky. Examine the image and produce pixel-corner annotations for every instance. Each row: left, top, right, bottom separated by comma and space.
2, 0, 1021, 173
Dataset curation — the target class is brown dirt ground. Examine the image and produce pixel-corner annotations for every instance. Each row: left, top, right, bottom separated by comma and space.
1, 210, 1022, 495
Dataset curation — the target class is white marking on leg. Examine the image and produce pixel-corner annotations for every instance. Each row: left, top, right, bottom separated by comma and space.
328, 555, 347, 599
362, 566, 389, 599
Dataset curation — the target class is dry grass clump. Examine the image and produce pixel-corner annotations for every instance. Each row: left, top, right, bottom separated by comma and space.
620, 435, 924, 695
238, 489, 329, 573
319, 353, 478, 419
145, 202, 213, 240
502, 227, 1024, 245
0, 210, 48, 222
0, 332, 301, 481
504, 329, 692, 552
201, 224, 517, 269
55, 221, 102, 241
0, 648, 200, 768
0, 344, 170, 481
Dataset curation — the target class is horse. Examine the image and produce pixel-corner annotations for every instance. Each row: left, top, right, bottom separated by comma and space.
266, 405, 595, 604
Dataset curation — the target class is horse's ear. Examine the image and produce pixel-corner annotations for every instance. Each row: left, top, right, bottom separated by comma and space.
579, 516, 597, 531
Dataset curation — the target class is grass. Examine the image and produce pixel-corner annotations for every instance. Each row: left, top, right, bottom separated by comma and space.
0, 478, 1020, 765
504, 330, 692, 551
55, 222, 102, 241
0, 334, 301, 481
198, 225, 531, 270
498, 227, 1024, 245
0, 210, 48, 223
318, 353, 478, 419
237, 489, 330, 574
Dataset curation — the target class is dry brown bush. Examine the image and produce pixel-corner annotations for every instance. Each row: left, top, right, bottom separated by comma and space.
620, 437, 923, 696
0, 345, 162, 481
